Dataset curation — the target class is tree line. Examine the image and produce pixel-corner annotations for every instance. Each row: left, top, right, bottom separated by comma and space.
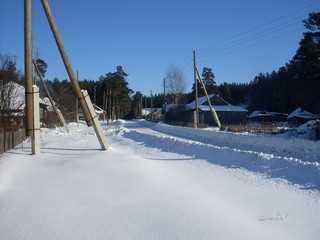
148, 12, 320, 115
189, 12, 319, 114
1, 12, 319, 123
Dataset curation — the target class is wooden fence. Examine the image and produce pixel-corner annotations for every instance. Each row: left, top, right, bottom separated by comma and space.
0, 128, 26, 155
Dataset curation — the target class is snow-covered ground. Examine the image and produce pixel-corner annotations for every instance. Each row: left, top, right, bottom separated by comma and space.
0, 120, 319, 240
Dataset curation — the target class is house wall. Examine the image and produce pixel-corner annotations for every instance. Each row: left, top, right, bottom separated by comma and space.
186, 110, 247, 126
217, 111, 247, 125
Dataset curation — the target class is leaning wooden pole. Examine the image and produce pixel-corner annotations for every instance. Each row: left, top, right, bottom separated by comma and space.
40, 0, 93, 127
195, 66, 222, 129
40, 0, 107, 150
33, 59, 69, 133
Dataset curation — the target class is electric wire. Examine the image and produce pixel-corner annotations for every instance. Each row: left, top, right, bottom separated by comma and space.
194, 1, 320, 65
197, 1, 320, 53
197, 15, 305, 59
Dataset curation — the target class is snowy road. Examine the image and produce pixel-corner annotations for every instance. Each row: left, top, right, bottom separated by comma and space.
0, 120, 319, 240
111, 120, 320, 190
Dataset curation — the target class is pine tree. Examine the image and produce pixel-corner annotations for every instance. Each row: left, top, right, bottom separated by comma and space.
290, 12, 320, 112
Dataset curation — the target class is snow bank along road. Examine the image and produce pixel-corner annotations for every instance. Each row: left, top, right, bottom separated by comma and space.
0, 120, 319, 240
118, 120, 320, 190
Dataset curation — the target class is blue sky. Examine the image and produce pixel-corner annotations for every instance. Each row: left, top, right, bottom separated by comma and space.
1, 0, 319, 96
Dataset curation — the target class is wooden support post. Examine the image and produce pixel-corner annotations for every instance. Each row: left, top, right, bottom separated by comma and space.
41, 0, 108, 150
33, 59, 69, 133
41, 0, 92, 127
32, 85, 40, 154
81, 90, 108, 150
195, 66, 222, 129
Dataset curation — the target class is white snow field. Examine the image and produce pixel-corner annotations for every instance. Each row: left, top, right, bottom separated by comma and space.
0, 120, 319, 240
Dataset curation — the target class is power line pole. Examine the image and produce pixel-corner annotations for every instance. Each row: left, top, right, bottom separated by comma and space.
25, 0, 33, 138
94, 85, 96, 105
76, 70, 79, 126
33, 59, 69, 133
25, 0, 40, 154
103, 91, 106, 121
193, 50, 199, 128
163, 78, 166, 122
150, 90, 153, 121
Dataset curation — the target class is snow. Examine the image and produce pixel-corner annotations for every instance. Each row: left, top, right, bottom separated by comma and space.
0, 120, 319, 240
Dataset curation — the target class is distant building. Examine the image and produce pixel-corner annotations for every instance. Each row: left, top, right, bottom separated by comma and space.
248, 110, 288, 123
288, 108, 319, 125
186, 94, 248, 126
78, 104, 105, 121
142, 108, 163, 121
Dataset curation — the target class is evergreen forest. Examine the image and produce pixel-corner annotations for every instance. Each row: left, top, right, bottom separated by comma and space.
1, 12, 319, 120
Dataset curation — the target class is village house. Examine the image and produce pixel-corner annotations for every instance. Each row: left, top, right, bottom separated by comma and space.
288, 108, 320, 125
248, 110, 288, 123
185, 94, 248, 126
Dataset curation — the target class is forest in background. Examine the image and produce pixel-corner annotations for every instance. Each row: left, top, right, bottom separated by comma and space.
1, 12, 319, 120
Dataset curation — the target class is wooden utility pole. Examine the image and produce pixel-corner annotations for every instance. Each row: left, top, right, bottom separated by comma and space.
25, 0, 33, 137
33, 59, 69, 133
193, 50, 199, 128
25, 0, 40, 154
144, 97, 147, 119
103, 91, 106, 121
76, 70, 79, 126
195, 66, 221, 129
94, 85, 97, 105
163, 78, 166, 122
41, 0, 107, 150
150, 90, 153, 121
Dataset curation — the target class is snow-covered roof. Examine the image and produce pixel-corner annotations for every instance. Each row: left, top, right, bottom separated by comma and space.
141, 108, 162, 116
0, 81, 25, 110
187, 94, 247, 112
42, 97, 56, 112
288, 108, 318, 119
1, 82, 47, 111
141, 108, 151, 116
93, 104, 104, 114
248, 110, 288, 118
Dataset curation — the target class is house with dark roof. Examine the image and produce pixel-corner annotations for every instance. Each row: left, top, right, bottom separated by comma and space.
186, 94, 248, 126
